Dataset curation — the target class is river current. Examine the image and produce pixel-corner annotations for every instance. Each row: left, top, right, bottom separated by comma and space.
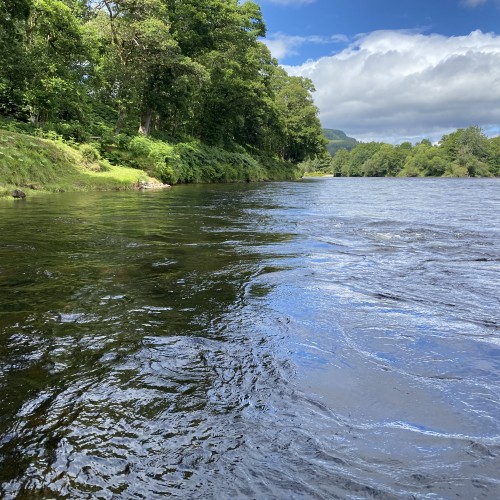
0, 178, 499, 498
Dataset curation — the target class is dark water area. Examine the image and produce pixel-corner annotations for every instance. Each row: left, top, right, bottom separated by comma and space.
0, 178, 499, 499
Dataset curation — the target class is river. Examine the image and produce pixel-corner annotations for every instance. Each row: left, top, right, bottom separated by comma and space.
0, 178, 499, 499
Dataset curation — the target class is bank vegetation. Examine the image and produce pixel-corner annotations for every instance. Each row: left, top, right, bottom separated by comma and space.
0, 0, 326, 192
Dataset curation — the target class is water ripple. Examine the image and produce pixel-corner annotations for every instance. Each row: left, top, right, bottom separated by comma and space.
0, 180, 499, 498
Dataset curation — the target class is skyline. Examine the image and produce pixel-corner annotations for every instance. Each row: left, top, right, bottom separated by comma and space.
256, 0, 500, 143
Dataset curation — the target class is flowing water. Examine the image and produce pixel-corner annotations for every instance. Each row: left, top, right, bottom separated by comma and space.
0, 178, 499, 499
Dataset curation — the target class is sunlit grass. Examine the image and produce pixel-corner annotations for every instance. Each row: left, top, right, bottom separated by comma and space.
0, 128, 155, 198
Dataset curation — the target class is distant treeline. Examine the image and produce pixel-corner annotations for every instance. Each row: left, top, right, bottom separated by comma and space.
305, 126, 500, 177
0, 0, 326, 183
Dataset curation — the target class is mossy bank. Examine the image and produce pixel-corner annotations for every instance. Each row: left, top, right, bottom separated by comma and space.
0, 128, 301, 199
0, 129, 162, 198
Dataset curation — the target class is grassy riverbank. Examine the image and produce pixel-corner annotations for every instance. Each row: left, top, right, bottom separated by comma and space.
0, 126, 301, 198
0, 128, 160, 198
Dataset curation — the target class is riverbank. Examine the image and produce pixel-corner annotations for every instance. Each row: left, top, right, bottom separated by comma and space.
302, 172, 334, 178
0, 126, 301, 198
0, 128, 165, 198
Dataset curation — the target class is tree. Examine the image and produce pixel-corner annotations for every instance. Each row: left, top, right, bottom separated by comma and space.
332, 148, 350, 177
165, 0, 265, 57
399, 142, 447, 177
440, 126, 490, 177
195, 41, 275, 148
89, 0, 181, 134
300, 149, 332, 174
361, 143, 409, 177
171, 0, 275, 149
0, 0, 31, 117
0, 0, 329, 178
271, 67, 326, 163
346, 142, 381, 176
487, 136, 500, 176
23, 0, 91, 125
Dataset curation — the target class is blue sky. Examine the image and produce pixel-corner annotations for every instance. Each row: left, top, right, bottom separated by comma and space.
255, 0, 500, 143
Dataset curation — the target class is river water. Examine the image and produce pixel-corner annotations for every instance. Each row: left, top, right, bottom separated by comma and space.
0, 178, 499, 499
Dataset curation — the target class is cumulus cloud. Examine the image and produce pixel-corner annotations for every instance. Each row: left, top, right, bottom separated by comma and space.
284, 30, 500, 142
264, 33, 348, 60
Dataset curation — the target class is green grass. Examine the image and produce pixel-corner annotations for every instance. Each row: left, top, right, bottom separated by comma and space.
302, 171, 334, 177
0, 125, 303, 199
0, 128, 154, 198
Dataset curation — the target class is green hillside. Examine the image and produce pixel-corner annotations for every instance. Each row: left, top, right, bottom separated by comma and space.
0, 128, 159, 198
323, 129, 359, 155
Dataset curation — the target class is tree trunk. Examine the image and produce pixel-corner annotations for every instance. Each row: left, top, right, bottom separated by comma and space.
138, 108, 153, 136
29, 110, 46, 127
170, 109, 179, 137
114, 107, 126, 134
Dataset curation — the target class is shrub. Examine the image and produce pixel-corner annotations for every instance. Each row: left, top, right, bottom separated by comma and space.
80, 143, 101, 163
129, 136, 152, 157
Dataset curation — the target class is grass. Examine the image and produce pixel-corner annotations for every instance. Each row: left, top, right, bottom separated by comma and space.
0, 128, 155, 198
0, 123, 303, 199
302, 171, 334, 177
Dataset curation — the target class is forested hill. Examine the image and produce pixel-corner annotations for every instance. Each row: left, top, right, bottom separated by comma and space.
323, 129, 359, 155
0, 0, 326, 187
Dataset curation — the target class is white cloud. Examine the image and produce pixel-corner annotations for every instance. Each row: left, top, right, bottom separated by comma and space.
264, 33, 348, 60
284, 30, 500, 143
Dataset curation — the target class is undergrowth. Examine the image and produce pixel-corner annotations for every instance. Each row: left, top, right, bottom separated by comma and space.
0, 118, 301, 198
0, 128, 152, 198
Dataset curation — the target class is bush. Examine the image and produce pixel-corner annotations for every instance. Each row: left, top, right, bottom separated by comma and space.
51, 121, 90, 142
80, 143, 101, 163
70, 132, 296, 184
445, 163, 468, 177
129, 136, 152, 157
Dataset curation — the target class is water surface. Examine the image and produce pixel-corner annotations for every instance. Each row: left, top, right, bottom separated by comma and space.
0, 178, 499, 498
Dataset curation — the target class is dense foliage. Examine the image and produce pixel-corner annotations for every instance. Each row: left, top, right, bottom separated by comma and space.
311, 126, 500, 177
0, 0, 326, 183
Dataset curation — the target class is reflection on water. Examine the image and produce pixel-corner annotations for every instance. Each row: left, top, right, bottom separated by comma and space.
0, 178, 499, 498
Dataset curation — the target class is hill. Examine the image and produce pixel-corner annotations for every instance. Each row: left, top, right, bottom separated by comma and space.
323, 129, 359, 155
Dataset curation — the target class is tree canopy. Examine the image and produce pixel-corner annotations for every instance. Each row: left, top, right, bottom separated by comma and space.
0, 0, 326, 171
318, 126, 499, 177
